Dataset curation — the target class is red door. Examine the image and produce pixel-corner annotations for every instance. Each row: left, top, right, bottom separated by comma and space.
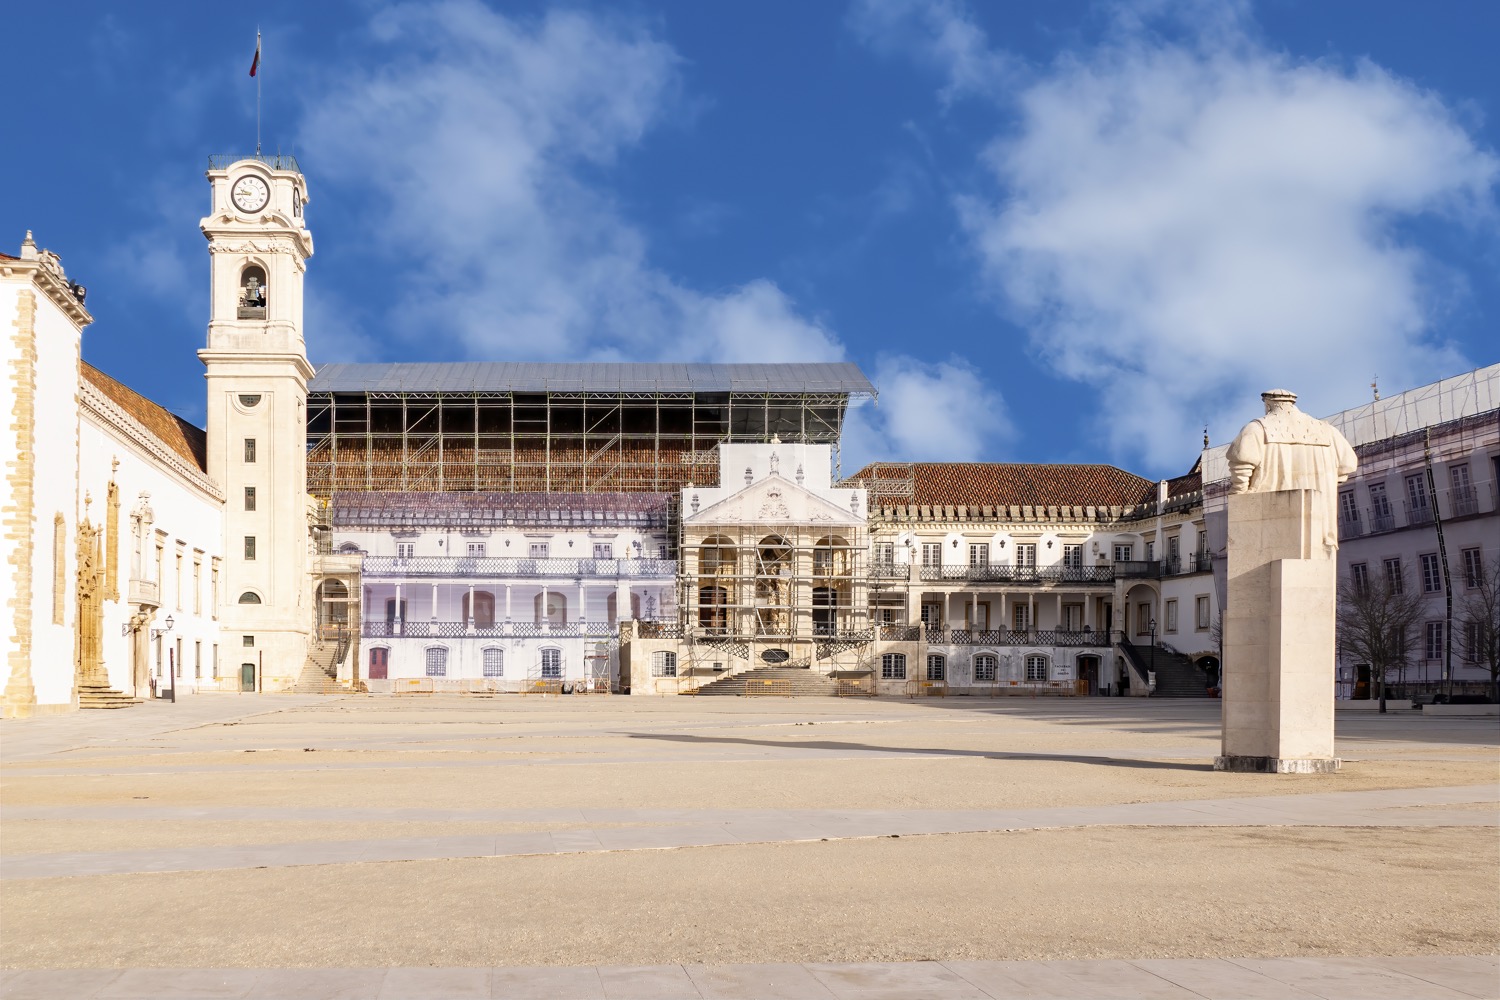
369, 647, 389, 680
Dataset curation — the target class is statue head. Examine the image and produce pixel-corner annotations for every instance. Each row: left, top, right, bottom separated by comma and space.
1260, 388, 1297, 414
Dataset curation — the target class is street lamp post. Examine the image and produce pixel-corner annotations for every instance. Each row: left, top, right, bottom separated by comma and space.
1149, 616, 1157, 695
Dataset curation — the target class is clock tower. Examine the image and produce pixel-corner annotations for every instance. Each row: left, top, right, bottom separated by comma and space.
199, 155, 314, 689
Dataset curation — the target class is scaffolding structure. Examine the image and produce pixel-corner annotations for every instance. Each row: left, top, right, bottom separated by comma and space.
306, 364, 875, 499
676, 522, 875, 675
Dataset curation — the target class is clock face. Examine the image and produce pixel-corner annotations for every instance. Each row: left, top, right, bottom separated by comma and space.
292, 188, 302, 218
231, 175, 270, 214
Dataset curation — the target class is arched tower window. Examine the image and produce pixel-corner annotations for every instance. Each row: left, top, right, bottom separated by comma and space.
238, 264, 268, 318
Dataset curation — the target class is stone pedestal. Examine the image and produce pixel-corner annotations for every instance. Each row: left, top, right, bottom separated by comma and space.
1216, 490, 1340, 774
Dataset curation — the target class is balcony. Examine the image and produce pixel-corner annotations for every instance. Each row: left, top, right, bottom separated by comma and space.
364, 619, 621, 639
1450, 488, 1478, 518
1338, 516, 1365, 540
361, 556, 676, 580
127, 578, 160, 608
1405, 501, 1434, 527
1369, 509, 1396, 533
1114, 560, 1162, 579
869, 561, 909, 580
917, 565, 1114, 585
922, 628, 1117, 647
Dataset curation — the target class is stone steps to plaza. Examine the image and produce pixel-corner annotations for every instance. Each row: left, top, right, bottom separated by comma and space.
689, 665, 842, 697
76, 683, 142, 710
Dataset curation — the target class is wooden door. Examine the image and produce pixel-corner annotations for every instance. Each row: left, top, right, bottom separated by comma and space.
369, 647, 389, 680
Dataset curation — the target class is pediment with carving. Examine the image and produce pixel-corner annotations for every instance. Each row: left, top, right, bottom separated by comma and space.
687, 473, 862, 527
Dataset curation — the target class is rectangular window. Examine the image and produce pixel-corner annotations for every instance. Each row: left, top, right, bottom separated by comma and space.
192, 558, 202, 614
593, 543, 612, 560
528, 542, 548, 559
1195, 595, 1211, 630
1350, 562, 1369, 594
1420, 553, 1442, 593
1062, 544, 1083, 571
1338, 490, 1358, 523
1463, 621, 1483, 662
926, 654, 945, 681
659, 544, 668, 560
1383, 558, 1403, 594
244, 438, 256, 463
1368, 482, 1393, 530
1015, 543, 1037, 568
920, 542, 942, 568
1025, 655, 1048, 682
1164, 599, 1178, 633
881, 653, 906, 680
1462, 548, 1484, 589
482, 648, 504, 677
210, 561, 219, 620
1450, 464, 1475, 515
874, 542, 895, 564
1145, 540, 1156, 561
425, 647, 448, 677
194, 641, 202, 679
1013, 604, 1031, 631
1136, 602, 1152, 635
920, 603, 942, 628
242, 635, 254, 647
651, 651, 676, 677
1167, 535, 1180, 560
396, 542, 415, 560
468, 542, 487, 558
968, 543, 989, 567
175, 548, 184, 611
1406, 474, 1432, 524
1062, 603, 1083, 631
540, 648, 562, 678
244, 487, 256, 511
1113, 544, 1133, 562
1424, 621, 1444, 661
243, 536, 256, 560
973, 654, 997, 682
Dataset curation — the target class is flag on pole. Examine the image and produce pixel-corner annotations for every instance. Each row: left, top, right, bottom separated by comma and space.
249, 34, 261, 77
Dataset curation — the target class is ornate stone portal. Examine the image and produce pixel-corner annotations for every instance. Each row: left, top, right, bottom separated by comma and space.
1216, 390, 1357, 773
75, 496, 136, 709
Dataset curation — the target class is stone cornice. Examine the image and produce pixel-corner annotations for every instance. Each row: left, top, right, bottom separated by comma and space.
79, 382, 225, 503
0, 258, 92, 328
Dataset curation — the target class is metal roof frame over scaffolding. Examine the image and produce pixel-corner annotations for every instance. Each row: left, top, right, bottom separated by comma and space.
306, 362, 877, 497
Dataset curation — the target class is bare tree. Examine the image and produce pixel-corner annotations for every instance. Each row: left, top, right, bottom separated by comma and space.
1337, 570, 1425, 706
1456, 555, 1500, 701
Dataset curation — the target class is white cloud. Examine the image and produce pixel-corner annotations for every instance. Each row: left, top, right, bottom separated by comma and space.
848, 0, 1016, 106
843, 355, 1012, 469
297, 1, 842, 367
861, 1, 1497, 471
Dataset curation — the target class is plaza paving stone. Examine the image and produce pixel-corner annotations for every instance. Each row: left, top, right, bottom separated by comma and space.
2, 693, 1496, 997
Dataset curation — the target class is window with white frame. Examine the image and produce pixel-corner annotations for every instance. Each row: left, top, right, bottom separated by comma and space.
651, 650, 677, 677
968, 543, 989, 567
1462, 548, 1483, 589
1384, 557, 1403, 594
1462, 621, 1482, 662
1015, 543, 1037, 568
1350, 562, 1369, 594
874, 541, 895, 564
1424, 621, 1444, 661
1114, 543, 1133, 562
1167, 535, 1180, 561
482, 647, 504, 677
529, 542, 548, 559
396, 542, 415, 560
1164, 599, 1178, 633
1406, 473, 1430, 514
920, 542, 942, 568
921, 603, 942, 628
1136, 602, 1152, 635
1368, 482, 1392, 519
1062, 544, 1083, 571
1062, 603, 1083, 631
1420, 553, 1442, 593
1338, 490, 1358, 523
466, 542, 486, 558
1195, 595, 1211, 630
425, 647, 448, 677
973, 654, 997, 682
1012, 604, 1030, 631
881, 653, 906, 680
926, 654, 945, 681
540, 647, 562, 678
1025, 655, 1048, 681
593, 543, 612, 560
1145, 540, 1155, 561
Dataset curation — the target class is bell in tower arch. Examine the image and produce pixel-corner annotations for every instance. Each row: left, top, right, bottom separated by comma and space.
237, 264, 268, 319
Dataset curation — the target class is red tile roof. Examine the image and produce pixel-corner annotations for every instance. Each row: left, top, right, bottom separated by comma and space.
849, 462, 1156, 509
82, 362, 206, 472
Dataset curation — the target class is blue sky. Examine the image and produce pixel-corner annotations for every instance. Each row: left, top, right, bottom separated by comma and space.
3, 0, 1496, 478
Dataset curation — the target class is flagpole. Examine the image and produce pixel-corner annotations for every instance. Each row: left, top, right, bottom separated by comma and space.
256, 30, 262, 156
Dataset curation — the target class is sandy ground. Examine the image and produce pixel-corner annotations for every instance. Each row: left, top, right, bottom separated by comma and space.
2, 695, 1496, 969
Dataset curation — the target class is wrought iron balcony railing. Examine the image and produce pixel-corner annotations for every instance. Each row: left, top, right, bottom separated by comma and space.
365, 619, 623, 639
917, 565, 1115, 584
361, 556, 676, 580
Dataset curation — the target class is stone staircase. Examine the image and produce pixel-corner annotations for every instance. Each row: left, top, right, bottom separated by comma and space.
292, 638, 347, 694
77, 683, 141, 709
1122, 640, 1213, 698
690, 666, 841, 697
